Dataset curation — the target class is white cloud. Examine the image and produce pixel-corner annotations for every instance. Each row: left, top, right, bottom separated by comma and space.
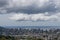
9, 12, 60, 21
7, 0, 60, 9
53, 0, 60, 8
8, 0, 49, 8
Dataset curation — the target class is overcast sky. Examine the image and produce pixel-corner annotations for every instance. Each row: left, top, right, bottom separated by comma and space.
0, 0, 60, 26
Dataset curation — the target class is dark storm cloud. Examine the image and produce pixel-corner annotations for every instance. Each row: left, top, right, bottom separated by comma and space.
0, 0, 60, 14
6, 4, 57, 14
0, 0, 8, 7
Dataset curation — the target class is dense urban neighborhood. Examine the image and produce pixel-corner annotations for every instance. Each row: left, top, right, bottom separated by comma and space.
0, 26, 60, 40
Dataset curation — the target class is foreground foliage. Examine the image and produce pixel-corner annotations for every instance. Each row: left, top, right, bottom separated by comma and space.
0, 35, 15, 40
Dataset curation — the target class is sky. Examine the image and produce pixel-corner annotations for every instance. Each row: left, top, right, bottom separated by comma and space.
0, 0, 60, 26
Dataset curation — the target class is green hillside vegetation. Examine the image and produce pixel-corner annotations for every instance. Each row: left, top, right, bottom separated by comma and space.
0, 35, 15, 40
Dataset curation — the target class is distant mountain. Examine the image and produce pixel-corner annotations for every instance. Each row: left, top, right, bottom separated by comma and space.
3, 26, 60, 29
0, 26, 5, 29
